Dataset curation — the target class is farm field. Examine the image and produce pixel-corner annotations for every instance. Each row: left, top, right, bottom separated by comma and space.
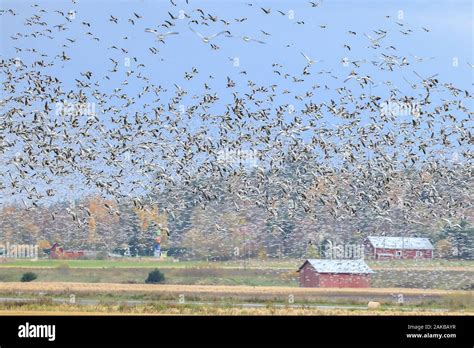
0, 259, 472, 315
0, 266, 472, 289
0, 258, 300, 269
1, 258, 473, 270
0, 307, 469, 316
0, 282, 472, 315
0, 258, 472, 289
0, 281, 471, 296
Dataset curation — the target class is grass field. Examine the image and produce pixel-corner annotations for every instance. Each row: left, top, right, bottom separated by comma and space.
1, 258, 473, 270
0, 267, 472, 289
0, 258, 472, 289
0, 258, 472, 315
0, 258, 299, 269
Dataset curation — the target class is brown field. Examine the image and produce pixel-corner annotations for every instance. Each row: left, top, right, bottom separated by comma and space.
0, 305, 470, 316
0, 282, 470, 296
0, 282, 472, 315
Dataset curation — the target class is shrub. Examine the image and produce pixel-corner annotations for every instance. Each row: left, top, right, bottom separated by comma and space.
145, 269, 165, 284
21, 272, 37, 282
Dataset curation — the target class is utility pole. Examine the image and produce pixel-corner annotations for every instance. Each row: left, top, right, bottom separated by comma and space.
402, 236, 404, 259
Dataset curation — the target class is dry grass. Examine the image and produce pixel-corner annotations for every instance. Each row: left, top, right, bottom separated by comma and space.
0, 304, 470, 316
0, 282, 471, 315
0, 282, 470, 297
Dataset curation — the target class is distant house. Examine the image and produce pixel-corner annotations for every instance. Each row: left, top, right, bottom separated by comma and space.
297, 259, 374, 288
364, 236, 434, 260
49, 242, 96, 259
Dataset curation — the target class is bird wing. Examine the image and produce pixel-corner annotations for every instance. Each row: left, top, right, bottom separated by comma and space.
209, 31, 228, 39
403, 76, 414, 86
301, 52, 311, 63
413, 71, 426, 80
344, 75, 354, 83
189, 26, 204, 39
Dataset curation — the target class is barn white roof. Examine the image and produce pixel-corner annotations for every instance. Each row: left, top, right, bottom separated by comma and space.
367, 236, 433, 250
301, 259, 374, 274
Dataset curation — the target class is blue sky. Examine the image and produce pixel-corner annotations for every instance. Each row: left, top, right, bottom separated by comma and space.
0, 0, 472, 205
1, 0, 472, 94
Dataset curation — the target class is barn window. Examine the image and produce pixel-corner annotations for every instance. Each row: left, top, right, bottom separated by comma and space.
395, 250, 402, 258
416, 250, 422, 258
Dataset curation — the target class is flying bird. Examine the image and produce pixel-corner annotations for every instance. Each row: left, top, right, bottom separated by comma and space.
144, 28, 179, 43
189, 26, 230, 43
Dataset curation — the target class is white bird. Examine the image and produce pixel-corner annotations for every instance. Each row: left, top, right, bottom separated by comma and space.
410, 54, 434, 63
189, 26, 230, 43
364, 33, 386, 48
239, 35, 266, 44
301, 52, 321, 65
144, 29, 179, 43
441, 218, 462, 229
344, 70, 358, 83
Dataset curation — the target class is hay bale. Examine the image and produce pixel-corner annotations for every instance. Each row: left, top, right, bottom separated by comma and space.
367, 301, 381, 309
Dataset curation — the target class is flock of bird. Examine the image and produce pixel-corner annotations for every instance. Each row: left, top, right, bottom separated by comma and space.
0, 0, 472, 245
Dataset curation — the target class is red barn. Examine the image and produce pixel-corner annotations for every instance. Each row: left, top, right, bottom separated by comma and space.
297, 259, 374, 288
49, 243, 86, 259
364, 236, 433, 260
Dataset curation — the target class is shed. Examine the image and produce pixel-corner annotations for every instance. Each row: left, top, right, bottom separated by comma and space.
297, 259, 374, 288
364, 236, 434, 260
